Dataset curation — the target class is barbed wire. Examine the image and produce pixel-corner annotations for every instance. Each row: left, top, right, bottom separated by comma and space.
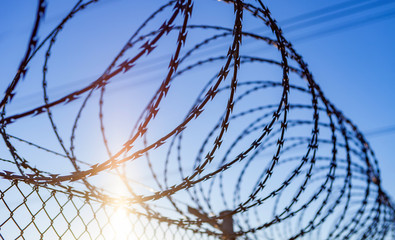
1, 0, 394, 239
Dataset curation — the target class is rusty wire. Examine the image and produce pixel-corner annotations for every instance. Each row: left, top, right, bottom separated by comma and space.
1, 0, 394, 239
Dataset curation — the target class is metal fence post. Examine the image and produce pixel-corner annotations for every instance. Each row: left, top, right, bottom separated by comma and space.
188, 207, 235, 240
220, 210, 235, 240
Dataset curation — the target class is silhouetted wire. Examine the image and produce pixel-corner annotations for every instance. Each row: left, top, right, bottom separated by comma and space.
0, 0, 394, 239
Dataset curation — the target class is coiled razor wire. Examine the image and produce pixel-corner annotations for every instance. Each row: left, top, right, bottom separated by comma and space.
0, 0, 394, 239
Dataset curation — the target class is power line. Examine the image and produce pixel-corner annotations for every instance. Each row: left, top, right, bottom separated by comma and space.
365, 124, 395, 137
8, 0, 394, 110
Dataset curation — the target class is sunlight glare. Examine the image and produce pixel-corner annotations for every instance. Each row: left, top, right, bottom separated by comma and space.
107, 202, 132, 240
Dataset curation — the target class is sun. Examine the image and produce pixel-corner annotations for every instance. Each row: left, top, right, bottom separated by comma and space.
108, 205, 132, 239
